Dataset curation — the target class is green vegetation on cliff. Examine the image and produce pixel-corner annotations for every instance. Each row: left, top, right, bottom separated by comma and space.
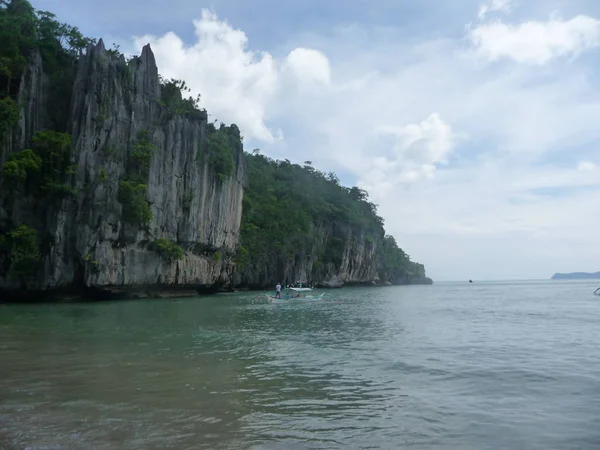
0, 224, 41, 280
378, 234, 425, 281
159, 77, 203, 119
3, 130, 76, 197
238, 154, 378, 264
153, 238, 184, 263
118, 130, 156, 227
236, 152, 427, 284
0, 0, 94, 134
204, 122, 239, 182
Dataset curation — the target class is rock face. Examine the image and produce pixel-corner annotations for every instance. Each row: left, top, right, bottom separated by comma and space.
0, 51, 49, 167
234, 222, 383, 289
0, 41, 247, 298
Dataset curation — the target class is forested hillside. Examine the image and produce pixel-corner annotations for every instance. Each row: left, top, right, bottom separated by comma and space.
234, 153, 429, 288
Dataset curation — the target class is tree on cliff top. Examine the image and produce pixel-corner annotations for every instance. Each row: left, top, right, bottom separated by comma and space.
0, 0, 95, 133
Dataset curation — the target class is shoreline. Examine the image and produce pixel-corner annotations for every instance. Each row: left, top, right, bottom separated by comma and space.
0, 279, 434, 304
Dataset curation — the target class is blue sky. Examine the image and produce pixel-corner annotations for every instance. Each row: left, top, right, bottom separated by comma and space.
32, 0, 600, 281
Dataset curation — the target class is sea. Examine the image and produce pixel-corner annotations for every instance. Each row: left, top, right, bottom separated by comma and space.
0, 279, 599, 449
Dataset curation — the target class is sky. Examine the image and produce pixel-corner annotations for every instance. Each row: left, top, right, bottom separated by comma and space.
31, 0, 600, 281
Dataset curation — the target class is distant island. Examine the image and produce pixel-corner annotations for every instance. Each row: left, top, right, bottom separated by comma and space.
550, 272, 600, 280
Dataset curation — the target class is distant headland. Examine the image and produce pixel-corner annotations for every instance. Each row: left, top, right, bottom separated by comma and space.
550, 272, 600, 280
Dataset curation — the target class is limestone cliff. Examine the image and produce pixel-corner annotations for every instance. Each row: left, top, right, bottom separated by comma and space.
234, 221, 380, 289
234, 221, 432, 289
0, 41, 247, 299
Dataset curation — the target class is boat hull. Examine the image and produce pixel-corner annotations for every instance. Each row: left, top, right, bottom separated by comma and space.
265, 293, 325, 304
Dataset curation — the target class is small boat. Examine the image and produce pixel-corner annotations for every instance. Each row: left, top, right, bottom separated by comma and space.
266, 292, 325, 304
594, 288, 600, 296
265, 283, 325, 303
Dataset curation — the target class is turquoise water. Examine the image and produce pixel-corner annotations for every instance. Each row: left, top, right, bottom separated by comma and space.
1, 280, 599, 449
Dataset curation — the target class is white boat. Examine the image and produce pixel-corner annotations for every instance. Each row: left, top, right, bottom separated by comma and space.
265, 292, 325, 304
265, 282, 325, 304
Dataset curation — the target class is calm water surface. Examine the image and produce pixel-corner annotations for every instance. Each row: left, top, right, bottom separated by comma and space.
1, 281, 599, 449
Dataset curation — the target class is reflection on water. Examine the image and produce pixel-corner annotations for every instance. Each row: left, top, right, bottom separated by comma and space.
1, 282, 600, 449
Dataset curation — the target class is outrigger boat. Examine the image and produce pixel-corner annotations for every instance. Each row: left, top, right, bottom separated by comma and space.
265, 283, 325, 304
266, 293, 325, 304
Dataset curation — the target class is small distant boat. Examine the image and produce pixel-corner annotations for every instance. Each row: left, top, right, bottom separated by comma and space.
469, 279, 473, 283
594, 288, 600, 296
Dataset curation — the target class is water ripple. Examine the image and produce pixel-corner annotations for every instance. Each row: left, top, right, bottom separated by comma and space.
1, 281, 599, 448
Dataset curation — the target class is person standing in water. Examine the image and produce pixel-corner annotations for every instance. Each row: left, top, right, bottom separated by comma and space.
275, 282, 282, 298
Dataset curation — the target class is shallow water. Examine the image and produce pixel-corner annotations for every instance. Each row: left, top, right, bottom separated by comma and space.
1, 280, 599, 449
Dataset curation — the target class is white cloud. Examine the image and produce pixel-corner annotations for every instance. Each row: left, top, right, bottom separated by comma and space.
377, 113, 454, 166
283, 48, 331, 86
358, 114, 456, 198
478, 0, 514, 20
469, 14, 600, 64
578, 160, 596, 171
133, 9, 331, 142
